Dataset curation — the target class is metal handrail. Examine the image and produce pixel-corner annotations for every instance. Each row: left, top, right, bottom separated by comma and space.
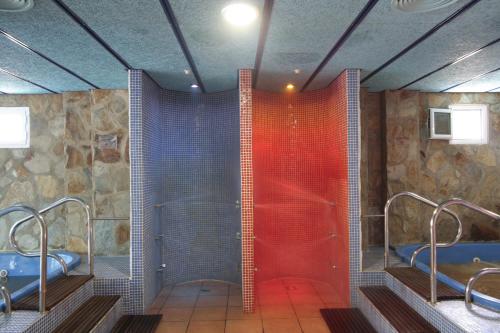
0, 205, 47, 313
11, 197, 94, 276
465, 268, 500, 305
0, 285, 11, 314
9, 223, 68, 275
384, 192, 462, 268
429, 198, 500, 304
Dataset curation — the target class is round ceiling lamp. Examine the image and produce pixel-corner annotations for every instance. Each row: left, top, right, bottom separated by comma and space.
221, 3, 259, 27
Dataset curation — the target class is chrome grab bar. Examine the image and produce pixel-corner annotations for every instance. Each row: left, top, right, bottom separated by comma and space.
91, 217, 129, 221
465, 268, 500, 305
429, 198, 500, 304
0, 205, 47, 313
384, 192, 462, 268
0, 285, 12, 314
9, 223, 68, 275
11, 197, 94, 276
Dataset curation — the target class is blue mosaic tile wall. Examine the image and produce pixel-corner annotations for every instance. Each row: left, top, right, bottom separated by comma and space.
129, 69, 162, 313
160, 89, 242, 285
346, 69, 385, 306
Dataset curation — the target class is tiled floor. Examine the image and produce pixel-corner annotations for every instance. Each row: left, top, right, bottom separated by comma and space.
149, 278, 344, 333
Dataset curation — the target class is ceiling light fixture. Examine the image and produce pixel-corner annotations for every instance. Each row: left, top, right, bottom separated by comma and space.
0, 0, 34, 12
184, 69, 191, 75
190, 84, 199, 89
293, 69, 301, 75
221, 3, 259, 27
286, 83, 295, 90
391, 0, 459, 13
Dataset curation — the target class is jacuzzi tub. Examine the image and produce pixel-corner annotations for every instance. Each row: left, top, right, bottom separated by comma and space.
0, 251, 81, 311
396, 243, 500, 311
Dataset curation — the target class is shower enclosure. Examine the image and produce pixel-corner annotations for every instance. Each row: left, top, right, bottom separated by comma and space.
130, 69, 353, 311
251, 74, 351, 306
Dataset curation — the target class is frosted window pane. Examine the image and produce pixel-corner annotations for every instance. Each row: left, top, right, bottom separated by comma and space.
0, 107, 30, 148
452, 110, 481, 141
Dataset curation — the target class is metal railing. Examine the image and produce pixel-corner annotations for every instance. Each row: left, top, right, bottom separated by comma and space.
0, 285, 11, 314
429, 198, 500, 304
10, 197, 94, 276
10, 224, 68, 276
384, 192, 462, 269
0, 204, 48, 313
465, 268, 500, 305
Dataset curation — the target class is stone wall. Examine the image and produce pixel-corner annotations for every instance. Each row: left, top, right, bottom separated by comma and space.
360, 89, 385, 248
0, 94, 66, 251
0, 90, 129, 255
384, 90, 500, 244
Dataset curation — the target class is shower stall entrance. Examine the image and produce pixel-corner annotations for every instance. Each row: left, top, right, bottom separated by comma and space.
250, 74, 351, 309
160, 90, 242, 286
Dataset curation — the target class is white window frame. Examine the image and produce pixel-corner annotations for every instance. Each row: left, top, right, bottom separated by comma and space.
0, 107, 30, 148
429, 108, 452, 140
449, 104, 489, 145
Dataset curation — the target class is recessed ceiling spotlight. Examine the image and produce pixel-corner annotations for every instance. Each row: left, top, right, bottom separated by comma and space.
286, 83, 295, 90
391, 0, 459, 13
293, 69, 301, 75
184, 69, 191, 75
0, 0, 34, 12
190, 84, 199, 89
221, 3, 259, 27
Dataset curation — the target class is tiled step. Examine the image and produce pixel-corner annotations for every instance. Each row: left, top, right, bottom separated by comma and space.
52, 295, 120, 333
360, 286, 439, 333
110, 314, 162, 333
320, 308, 377, 333
386, 267, 463, 301
12, 275, 94, 311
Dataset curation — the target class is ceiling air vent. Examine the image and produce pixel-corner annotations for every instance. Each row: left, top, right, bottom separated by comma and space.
0, 0, 34, 12
391, 0, 459, 12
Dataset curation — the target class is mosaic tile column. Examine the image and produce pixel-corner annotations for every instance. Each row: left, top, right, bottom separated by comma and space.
239, 69, 255, 313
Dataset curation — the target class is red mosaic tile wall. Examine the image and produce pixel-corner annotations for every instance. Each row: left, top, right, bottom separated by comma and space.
252, 72, 350, 305
239, 69, 255, 313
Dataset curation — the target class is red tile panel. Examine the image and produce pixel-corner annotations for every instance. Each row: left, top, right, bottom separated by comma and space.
252, 72, 350, 305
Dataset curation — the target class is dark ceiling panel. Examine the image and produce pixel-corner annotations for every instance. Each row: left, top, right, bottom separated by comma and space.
363, 0, 500, 92
63, 0, 194, 91
169, 0, 264, 92
408, 42, 500, 92
256, 0, 368, 92
0, 38, 91, 92
0, 70, 49, 94
306, 0, 469, 91
0, 0, 127, 90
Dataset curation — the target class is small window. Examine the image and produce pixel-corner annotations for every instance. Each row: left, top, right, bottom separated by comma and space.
429, 108, 452, 140
449, 104, 488, 145
0, 107, 30, 148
